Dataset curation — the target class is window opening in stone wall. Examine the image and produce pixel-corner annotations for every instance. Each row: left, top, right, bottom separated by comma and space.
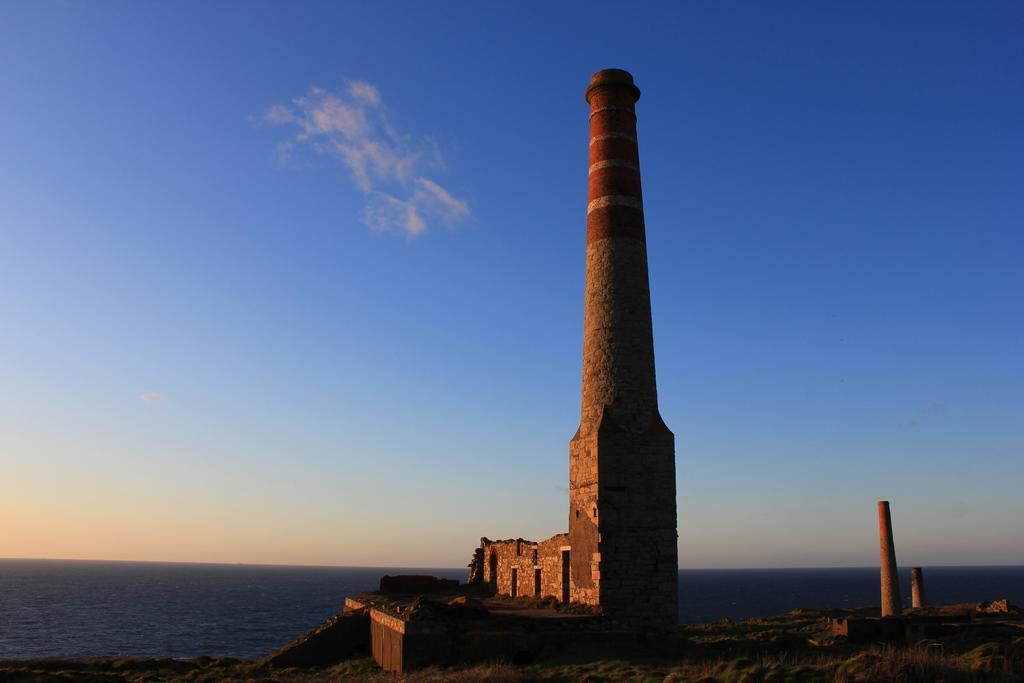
489, 549, 498, 592
534, 567, 541, 596
560, 550, 570, 604
511, 568, 518, 598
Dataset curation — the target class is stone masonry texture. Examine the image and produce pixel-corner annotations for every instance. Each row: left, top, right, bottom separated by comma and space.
468, 69, 679, 628
878, 500, 902, 617
569, 69, 678, 626
473, 536, 568, 601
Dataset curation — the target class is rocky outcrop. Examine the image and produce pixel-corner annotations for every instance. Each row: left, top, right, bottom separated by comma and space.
379, 575, 459, 594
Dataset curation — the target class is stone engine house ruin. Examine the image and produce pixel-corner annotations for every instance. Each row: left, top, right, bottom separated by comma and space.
467, 69, 678, 627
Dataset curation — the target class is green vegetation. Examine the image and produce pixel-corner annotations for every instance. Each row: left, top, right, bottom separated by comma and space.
3, 648, 1022, 682
3, 608, 1022, 681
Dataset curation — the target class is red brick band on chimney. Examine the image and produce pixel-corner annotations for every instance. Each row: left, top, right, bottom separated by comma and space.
586, 71, 644, 244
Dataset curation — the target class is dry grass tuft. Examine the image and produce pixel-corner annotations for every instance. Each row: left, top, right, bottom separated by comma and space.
403, 663, 521, 682
833, 645, 1014, 683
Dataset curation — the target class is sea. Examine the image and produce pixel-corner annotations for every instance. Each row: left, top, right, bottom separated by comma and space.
1, 560, 1021, 661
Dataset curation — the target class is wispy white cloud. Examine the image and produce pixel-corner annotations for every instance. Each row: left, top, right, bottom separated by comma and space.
348, 81, 382, 107
363, 191, 427, 236
264, 80, 469, 237
414, 177, 470, 221
139, 391, 165, 405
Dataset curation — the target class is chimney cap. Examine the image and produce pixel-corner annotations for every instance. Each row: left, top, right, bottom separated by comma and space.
585, 69, 641, 104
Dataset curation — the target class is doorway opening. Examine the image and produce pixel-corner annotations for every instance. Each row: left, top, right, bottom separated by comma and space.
489, 549, 498, 593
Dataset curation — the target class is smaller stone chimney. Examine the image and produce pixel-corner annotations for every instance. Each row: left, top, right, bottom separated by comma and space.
878, 501, 902, 617
911, 567, 926, 608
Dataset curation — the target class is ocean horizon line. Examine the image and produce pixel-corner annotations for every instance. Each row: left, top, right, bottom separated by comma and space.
4, 556, 1022, 572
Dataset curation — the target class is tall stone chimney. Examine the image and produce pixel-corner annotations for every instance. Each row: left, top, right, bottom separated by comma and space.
568, 69, 678, 626
911, 567, 926, 608
878, 500, 902, 617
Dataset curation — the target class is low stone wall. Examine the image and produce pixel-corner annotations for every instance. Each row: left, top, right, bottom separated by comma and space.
344, 597, 367, 611
369, 606, 465, 673
831, 616, 906, 644
368, 597, 677, 672
370, 609, 405, 672
832, 612, 976, 645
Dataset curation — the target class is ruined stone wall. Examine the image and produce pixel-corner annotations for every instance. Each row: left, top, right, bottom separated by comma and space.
480, 538, 539, 598
537, 533, 570, 600
478, 534, 570, 600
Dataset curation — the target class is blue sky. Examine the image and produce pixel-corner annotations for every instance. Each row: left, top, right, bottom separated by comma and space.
1, 1, 1021, 568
